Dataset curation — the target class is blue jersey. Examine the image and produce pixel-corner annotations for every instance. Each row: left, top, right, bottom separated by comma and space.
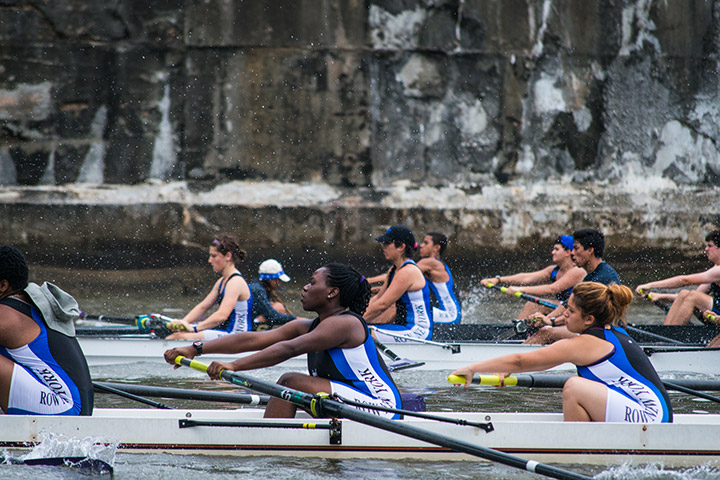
710, 282, 720, 314
550, 266, 573, 302
428, 263, 462, 324
584, 262, 620, 285
213, 273, 253, 334
577, 326, 672, 423
306, 311, 402, 417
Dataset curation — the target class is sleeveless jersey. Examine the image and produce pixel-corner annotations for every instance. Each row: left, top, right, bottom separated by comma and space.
0, 297, 93, 415
306, 312, 402, 413
584, 262, 621, 285
428, 263, 462, 324
213, 272, 253, 334
382, 260, 433, 340
550, 266, 573, 302
577, 326, 672, 423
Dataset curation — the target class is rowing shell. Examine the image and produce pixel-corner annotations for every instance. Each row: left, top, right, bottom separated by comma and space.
0, 408, 718, 466
76, 336, 720, 375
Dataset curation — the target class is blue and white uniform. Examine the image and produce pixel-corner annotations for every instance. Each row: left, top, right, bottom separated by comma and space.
577, 326, 673, 423
373, 260, 433, 343
428, 263, 462, 324
307, 311, 402, 419
204, 272, 253, 340
550, 266, 573, 303
0, 297, 93, 415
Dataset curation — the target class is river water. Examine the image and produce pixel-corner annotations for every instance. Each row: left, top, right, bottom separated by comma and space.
5, 249, 720, 479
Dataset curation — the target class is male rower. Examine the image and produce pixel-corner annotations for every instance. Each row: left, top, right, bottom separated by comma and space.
524, 229, 621, 344
636, 229, 720, 326
417, 232, 462, 324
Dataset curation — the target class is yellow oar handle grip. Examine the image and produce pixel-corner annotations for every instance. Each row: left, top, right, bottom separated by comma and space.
707, 312, 718, 323
175, 355, 211, 374
513, 291, 522, 298
447, 374, 518, 386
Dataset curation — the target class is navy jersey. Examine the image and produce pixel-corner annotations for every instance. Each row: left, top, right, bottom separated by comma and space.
584, 262, 621, 286
213, 272, 253, 334
577, 326, 672, 423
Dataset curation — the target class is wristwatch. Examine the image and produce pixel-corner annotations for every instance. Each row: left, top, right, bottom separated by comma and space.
192, 341, 203, 356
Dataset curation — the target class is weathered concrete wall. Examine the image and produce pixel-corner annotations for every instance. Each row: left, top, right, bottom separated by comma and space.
1, 1, 719, 263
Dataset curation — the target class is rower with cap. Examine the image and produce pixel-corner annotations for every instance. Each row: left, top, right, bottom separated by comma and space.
482, 234, 586, 322
364, 225, 434, 343
251, 259, 307, 327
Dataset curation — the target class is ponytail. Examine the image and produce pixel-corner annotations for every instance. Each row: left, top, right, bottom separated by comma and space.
324, 263, 372, 315
571, 282, 633, 327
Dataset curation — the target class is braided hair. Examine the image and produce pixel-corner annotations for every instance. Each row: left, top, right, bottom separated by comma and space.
571, 282, 633, 327
0, 246, 29, 292
211, 234, 247, 263
324, 262, 372, 316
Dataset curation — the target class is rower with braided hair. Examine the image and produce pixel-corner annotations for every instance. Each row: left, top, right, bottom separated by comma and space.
451, 282, 673, 423
165, 262, 402, 419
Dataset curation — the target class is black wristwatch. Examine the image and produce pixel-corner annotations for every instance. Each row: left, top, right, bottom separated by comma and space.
192, 341, 203, 356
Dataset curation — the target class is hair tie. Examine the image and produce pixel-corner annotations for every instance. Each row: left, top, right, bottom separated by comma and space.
359, 276, 365, 283
413, 243, 418, 249
212, 239, 221, 246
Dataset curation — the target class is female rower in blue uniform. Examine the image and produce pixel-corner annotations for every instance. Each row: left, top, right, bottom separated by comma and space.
481, 235, 585, 321
364, 225, 433, 343
168, 234, 252, 340
0, 246, 93, 415
164, 263, 402, 419
451, 282, 673, 423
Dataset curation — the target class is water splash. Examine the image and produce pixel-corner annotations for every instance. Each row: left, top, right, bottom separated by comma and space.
0, 148, 17, 185
596, 462, 720, 480
77, 105, 108, 184
150, 84, 177, 181
20, 431, 116, 466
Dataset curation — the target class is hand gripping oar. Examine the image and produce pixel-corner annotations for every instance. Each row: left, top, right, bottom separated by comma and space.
372, 339, 425, 371
175, 356, 592, 480
485, 283, 560, 310
368, 325, 461, 353
449, 375, 720, 404
637, 290, 707, 323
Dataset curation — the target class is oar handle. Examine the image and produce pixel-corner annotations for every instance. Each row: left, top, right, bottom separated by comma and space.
447, 374, 519, 386
707, 312, 718, 324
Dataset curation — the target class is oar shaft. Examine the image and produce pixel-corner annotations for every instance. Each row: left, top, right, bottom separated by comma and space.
95, 381, 269, 405
93, 382, 173, 409
176, 357, 591, 480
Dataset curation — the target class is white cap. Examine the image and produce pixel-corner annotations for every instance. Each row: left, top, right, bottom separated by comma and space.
258, 259, 290, 282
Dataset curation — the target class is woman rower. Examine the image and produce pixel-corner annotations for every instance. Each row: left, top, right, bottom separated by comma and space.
250, 259, 305, 328
481, 235, 586, 321
167, 234, 252, 340
164, 263, 402, 419
364, 225, 433, 343
451, 282, 673, 423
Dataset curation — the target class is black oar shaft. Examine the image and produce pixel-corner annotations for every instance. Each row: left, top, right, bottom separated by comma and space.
177, 357, 591, 480
95, 381, 269, 405
93, 382, 173, 409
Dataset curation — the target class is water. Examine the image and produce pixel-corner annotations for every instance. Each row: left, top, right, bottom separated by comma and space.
16, 250, 720, 479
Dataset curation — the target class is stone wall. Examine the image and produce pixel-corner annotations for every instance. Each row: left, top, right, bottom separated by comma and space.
2, 0, 719, 187
1, 1, 719, 263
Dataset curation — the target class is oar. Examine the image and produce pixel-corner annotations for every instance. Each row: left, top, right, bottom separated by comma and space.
368, 325, 461, 353
95, 382, 269, 405
78, 311, 139, 325
490, 285, 689, 345
373, 339, 425, 371
449, 374, 720, 404
175, 357, 591, 480
0, 455, 113, 473
93, 382, 173, 409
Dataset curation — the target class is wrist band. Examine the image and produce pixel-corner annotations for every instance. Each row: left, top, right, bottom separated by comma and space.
193, 324, 198, 332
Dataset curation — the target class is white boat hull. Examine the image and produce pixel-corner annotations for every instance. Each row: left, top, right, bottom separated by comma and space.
77, 336, 720, 375
1, 408, 719, 466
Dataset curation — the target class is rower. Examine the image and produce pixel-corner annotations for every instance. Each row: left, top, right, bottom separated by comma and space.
417, 232, 462, 324
164, 263, 402, 419
251, 259, 308, 328
636, 229, 720, 327
167, 234, 253, 340
0, 245, 93, 415
483, 234, 585, 321
364, 225, 434, 343
451, 282, 673, 423
524, 228, 621, 344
